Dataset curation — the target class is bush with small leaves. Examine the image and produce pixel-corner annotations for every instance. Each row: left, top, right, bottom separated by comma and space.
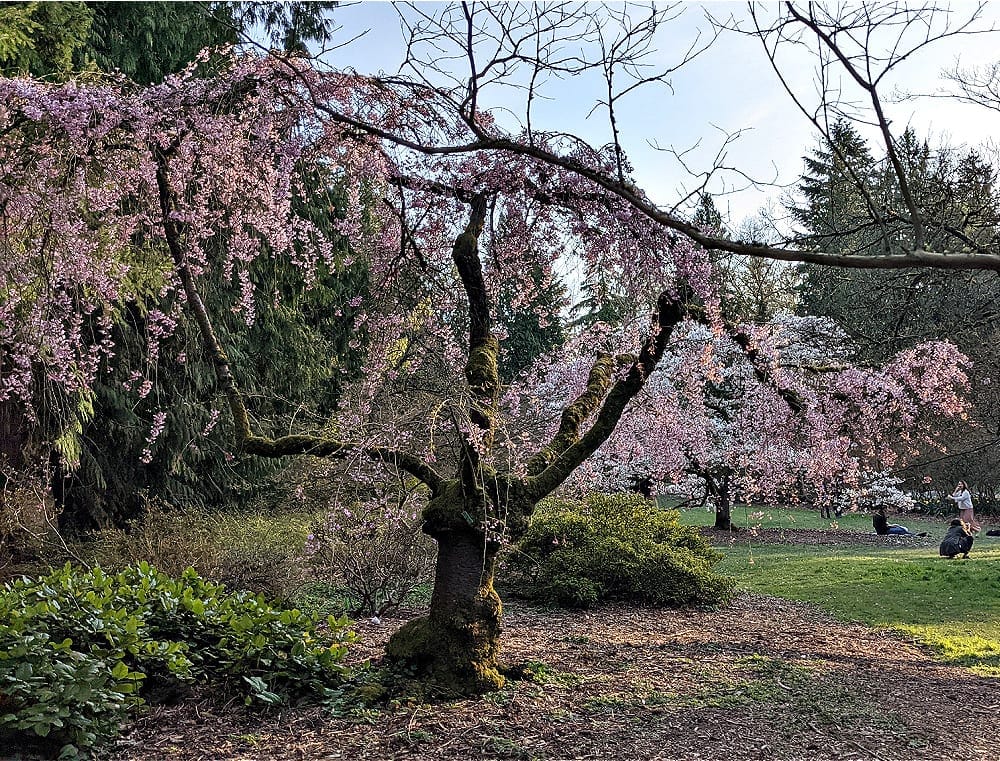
504, 493, 734, 609
304, 491, 436, 617
0, 563, 356, 757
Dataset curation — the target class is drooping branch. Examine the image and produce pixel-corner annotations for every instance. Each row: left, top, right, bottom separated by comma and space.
153, 142, 254, 443
281, 0, 1000, 275
526, 289, 687, 499
152, 146, 443, 494
311, 97, 1000, 272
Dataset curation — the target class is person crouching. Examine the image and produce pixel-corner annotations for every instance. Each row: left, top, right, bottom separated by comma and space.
939, 519, 975, 559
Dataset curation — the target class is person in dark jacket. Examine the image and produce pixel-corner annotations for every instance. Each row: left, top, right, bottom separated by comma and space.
940, 519, 974, 559
872, 508, 927, 537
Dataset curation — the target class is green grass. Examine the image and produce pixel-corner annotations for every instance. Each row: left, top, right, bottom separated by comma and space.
674, 503, 941, 532
677, 506, 1000, 675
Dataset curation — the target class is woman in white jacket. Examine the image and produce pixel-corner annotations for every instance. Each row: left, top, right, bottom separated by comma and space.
948, 481, 980, 533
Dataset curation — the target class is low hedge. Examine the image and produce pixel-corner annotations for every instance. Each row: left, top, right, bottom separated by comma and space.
505, 493, 734, 609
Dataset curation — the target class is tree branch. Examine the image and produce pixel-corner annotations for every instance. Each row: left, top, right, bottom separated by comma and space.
314, 98, 1000, 271
152, 145, 443, 494
153, 142, 254, 443
524, 352, 629, 476
454, 193, 498, 433
243, 434, 443, 493
526, 289, 687, 499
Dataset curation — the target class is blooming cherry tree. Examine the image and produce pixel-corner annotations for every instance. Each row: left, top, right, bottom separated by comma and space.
0, 43, 975, 695
0, 57, 707, 693
524, 314, 969, 529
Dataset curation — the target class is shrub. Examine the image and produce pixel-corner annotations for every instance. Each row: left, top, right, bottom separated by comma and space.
504, 493, 734, 609
0, 464, 60, 572
303, 491, 436, 617
81, 503, 313, 596
0, 563, 356, 757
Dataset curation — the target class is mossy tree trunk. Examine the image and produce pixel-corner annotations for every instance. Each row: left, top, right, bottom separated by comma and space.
385, 482, 506, 694
385, 196, 507, 693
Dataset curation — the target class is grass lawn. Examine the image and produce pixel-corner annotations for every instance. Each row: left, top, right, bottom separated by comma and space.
677, 505, 1000, 676
675, 502, 941, 532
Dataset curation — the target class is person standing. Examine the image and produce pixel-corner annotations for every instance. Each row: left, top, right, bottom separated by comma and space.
948, 481, 980, 533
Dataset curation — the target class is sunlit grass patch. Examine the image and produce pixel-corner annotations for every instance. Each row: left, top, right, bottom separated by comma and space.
680, 507, 1000, 676
674, 503, 938, 533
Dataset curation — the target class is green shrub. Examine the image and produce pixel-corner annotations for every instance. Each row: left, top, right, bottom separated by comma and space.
504, 493, 734, 609
0, 563, 356, 757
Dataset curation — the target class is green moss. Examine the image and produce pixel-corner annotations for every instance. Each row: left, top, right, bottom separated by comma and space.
525, 354, 616, 477
466, 336, 500, 398
346, 681, 388, 706
422, 480, 477, 534
386, 610, 505, 697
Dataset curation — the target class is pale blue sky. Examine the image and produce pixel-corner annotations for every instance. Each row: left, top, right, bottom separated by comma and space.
320, 2, 1000, 227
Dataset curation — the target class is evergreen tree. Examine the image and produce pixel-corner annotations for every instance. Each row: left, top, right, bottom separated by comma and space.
495, 266, 567, 383
0, 2, 338, 82
696, 195, 799, 324
0, 2, 93, 77
3, 2, 355, 529
692, 193, 724, 235
79, 2, 241, 83
57, 171, 368, 530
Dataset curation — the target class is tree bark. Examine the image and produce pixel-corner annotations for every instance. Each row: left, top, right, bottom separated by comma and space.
381, 197, 510, 695
712, 475, 733, 532
385, 481, 505, 695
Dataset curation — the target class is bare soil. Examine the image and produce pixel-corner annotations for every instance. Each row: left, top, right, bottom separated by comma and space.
115, 532, 998, 761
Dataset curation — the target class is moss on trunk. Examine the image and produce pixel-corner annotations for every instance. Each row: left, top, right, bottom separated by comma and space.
386, 514, 504, 696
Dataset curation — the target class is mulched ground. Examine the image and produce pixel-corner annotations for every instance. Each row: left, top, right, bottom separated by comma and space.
114, 531, 999, 761
700, 526, 941, 547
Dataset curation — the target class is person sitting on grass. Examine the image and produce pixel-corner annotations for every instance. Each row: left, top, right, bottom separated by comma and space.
873, 508, 928, 537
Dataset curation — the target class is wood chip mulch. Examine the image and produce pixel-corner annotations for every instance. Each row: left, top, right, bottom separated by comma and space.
115, 586, 999, 761
699, 526, 940, 547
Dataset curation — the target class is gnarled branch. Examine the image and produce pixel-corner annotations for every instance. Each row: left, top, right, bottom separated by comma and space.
524, 352, 632, 476
526, 289, 687, 499
152, 146, 443, 494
